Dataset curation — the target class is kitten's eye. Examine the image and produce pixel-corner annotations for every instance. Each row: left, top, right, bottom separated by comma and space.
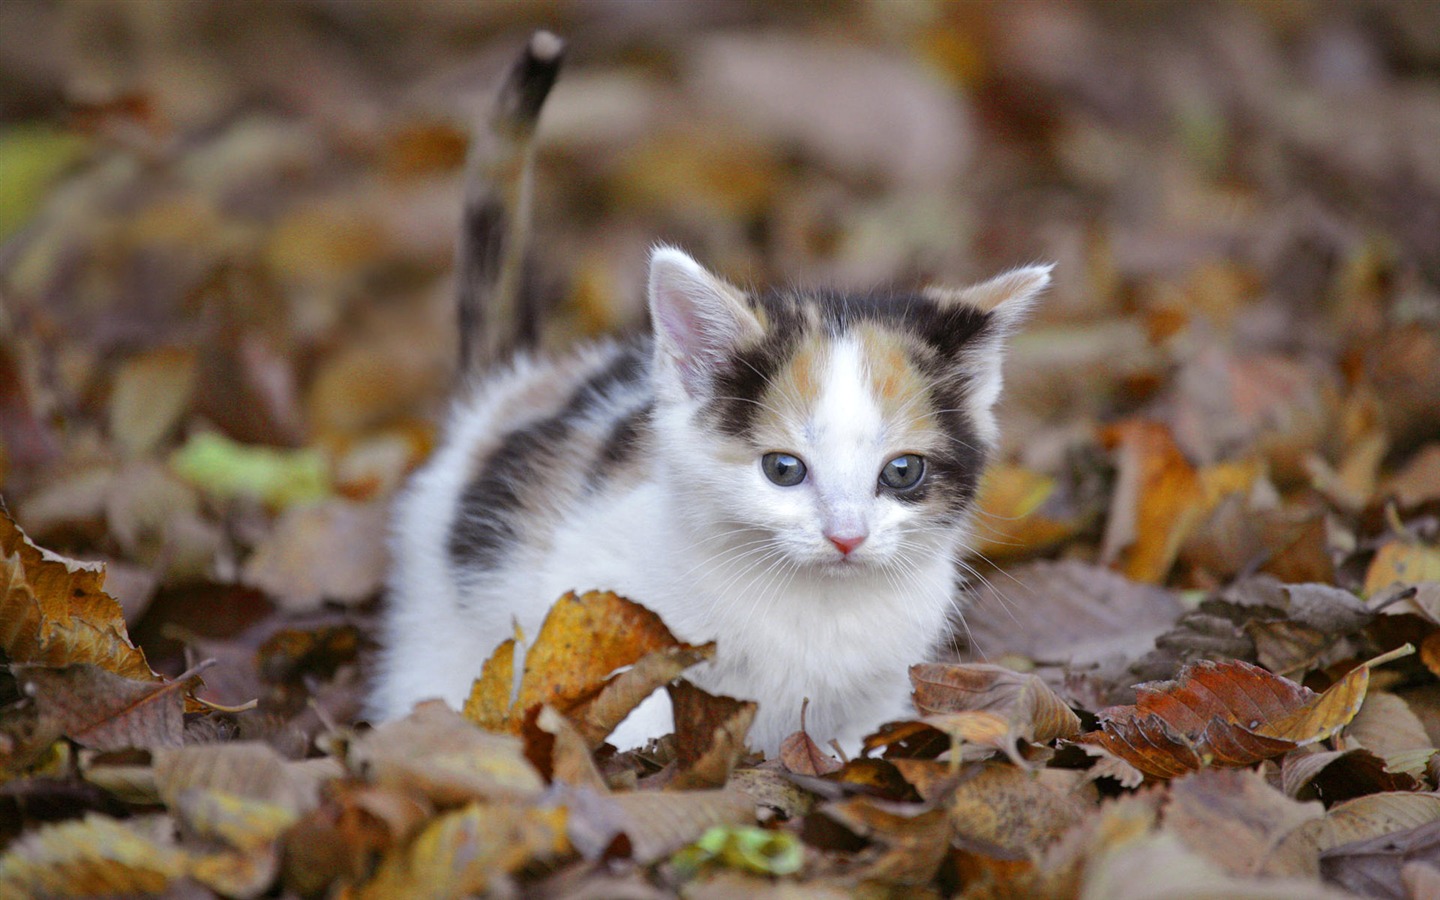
879, 454, 925, 491
761, 452, 807, 487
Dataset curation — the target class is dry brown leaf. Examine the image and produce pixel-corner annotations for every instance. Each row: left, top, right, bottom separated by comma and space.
357, 802, 568, 899
570, 642, 715, 748
816, 797, 951, 886
18, 663, 198, 751
1082, 831, 1355, 900
176, 789, 297, 898
0, 506, 158, 683
961, 560, 1184, 674
1265, 792, 1440, 878
1280, 747, 1420, 803
281, 781, 433, 896
1340, 691, 1434, 773
668, 680, 757, 790
947, 762, 1089, 855
463, 591, 690, 737
108, 348, 197, 458
911, 662, 1081, 746
347, 700, 544, 806
1320, 818, 1440, 899
535, 705, 609, 791
779, 730, 843, 777
153, 741, 336, 815
1079, 648, 1408, 779
604, 788, 756, 864
239, 498, 387, 611
1160, 767, 1323, 878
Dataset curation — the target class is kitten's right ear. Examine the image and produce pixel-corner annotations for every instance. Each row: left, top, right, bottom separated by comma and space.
648, 246, 761, 398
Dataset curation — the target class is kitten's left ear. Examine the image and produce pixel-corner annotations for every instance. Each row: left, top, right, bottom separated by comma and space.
648, 245, 763, 399
928, 263, 1053, 332
927, 264, 1052, 442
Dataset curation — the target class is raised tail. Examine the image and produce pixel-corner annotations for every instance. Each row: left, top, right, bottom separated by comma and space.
456, 30, 565, 375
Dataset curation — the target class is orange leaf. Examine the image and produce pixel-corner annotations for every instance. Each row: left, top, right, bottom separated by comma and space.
1078, 648, 1410, 779
462, 591, 706, 740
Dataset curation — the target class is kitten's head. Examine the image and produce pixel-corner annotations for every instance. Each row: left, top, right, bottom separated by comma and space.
647, 246, 1049, 573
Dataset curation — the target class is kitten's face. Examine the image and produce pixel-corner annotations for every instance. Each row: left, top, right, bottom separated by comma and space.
648, 248, 1049, 574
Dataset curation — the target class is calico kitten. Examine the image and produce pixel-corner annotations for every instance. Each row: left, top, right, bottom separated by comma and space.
368, 32, 1051, 754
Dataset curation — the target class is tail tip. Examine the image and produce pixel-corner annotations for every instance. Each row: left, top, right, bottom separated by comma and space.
528, 30, 565, 64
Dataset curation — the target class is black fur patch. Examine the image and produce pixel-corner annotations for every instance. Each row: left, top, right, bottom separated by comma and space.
456, 196, 506, 372
587, 400, 655, 491
448, 344, 650, 574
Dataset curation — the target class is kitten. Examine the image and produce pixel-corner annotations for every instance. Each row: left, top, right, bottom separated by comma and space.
367, 32, 1050, 755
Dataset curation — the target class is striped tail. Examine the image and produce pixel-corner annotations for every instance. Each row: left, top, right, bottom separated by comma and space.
456, 30, 565, 375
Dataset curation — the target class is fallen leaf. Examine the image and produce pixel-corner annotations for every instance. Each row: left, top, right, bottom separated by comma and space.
1365, 542, 1440, 597
464, 591, 692, 738
0, 506, 158, 682
107, 348, 197, 458
910, 662, 1081, 746
1099, 420, 1207, 584
1161, 767, 1323, 878
813, 797, 950, 886
1280, 747, 1420, 803
1266, 792, 1440, 878
960, 560, 1184, 675
947, 762, 1089, 855
535, 705, 608, 791
778, 699, 843, 776
239, 498, 387, 611
170, 431, 330, 509
153, 741, 335, 815
177, 789, 297, 898
779, 730, 843, 777
1320, 817, 1440, 899
0, 813, 187, 897
570, 642, 715, 748
1079, 648, 1410, 779
357, 802, 568, 899
280, 781, 432, 895
668, 680, 757, 790
18, 663, 199, 751
347, 701, 544, 806
602, 792, 750, 868
1340, 691, 1434, 774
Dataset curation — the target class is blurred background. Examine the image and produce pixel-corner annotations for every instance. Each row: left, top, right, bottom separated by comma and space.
1, 0, 1438, 706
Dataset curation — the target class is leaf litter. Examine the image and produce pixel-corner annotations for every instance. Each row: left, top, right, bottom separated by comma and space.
4, 2, 1440, 897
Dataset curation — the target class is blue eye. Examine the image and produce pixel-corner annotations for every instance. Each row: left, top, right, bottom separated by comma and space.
879, 454, 925, 490
762, 452, 807, 487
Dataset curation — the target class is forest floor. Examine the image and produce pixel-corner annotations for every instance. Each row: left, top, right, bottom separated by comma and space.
2, 2, 1440, 897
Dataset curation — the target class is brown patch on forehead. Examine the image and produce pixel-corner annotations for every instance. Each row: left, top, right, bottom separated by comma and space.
750, 334, 829, 438
853, 324, 933, 429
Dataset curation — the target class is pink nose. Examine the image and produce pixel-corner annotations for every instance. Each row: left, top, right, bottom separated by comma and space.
827, 533, 866, 556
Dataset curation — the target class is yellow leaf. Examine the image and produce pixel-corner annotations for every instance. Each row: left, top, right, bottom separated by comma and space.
0, 507, 157, 683
0, 813, 186, 896
359, 803, 567, 899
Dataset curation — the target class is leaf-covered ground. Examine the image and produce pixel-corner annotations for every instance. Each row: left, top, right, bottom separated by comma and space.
3, 2, 1440, 897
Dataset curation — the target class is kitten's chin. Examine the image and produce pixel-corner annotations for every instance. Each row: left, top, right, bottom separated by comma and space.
811, 555, 873, 578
